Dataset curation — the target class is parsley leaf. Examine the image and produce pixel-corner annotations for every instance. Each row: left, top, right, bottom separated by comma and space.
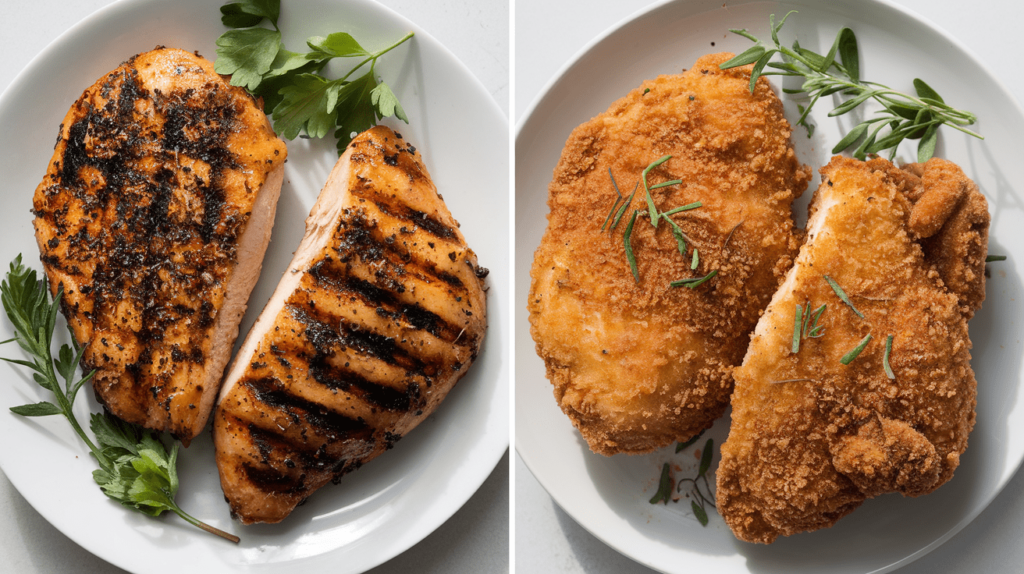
334, 72, 380, 151
306, 33, 370, 59
214, 28, 282, 91
371, 81, 409, 123
220, 0, 280, 29
213, 2, 414, 152
273, 74, 341, 140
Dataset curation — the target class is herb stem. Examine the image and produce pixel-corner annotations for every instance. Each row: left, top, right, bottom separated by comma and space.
167, 500, 240, 544
339, 31, 415, 84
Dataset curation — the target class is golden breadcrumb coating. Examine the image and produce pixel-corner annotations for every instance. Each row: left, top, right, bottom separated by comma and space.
528, 53, 811, 455
717, 156, 987, 544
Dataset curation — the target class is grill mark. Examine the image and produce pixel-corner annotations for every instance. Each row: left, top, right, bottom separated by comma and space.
289, 304, 427, 374
242, 463, 306, 494
308, 356, 418, 412
372, 199, 456, 240
334, 212, 468, 293
242, 377, 369, 440
309, 259, 465, 344
247, 423, 357, 478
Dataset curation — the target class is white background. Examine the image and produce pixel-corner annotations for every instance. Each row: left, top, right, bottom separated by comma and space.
515, 0, 1024, 573
0, 1, 509, 573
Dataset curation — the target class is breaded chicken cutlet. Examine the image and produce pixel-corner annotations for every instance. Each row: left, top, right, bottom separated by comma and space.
717, 156, 988, 544
528, 53, 811, 455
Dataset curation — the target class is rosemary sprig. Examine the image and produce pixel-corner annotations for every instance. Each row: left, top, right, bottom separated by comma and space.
824, 275, 864, 319
883, 335, 895, 379
792, 301, 826, 354
840, 334, 873, 365
721, 12, 981, 162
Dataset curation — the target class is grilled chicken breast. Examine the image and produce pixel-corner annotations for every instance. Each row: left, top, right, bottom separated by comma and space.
32, 47, 287, 444
716, 157, 987, 544
214, 126, 487, 524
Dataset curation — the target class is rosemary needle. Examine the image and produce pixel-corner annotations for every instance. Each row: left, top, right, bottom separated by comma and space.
610, 183, 638, 231
663, 201, 702, 216
624, 210, 641, 282
691, 249, 699, 270
807, 304, 826, 338
840, 334, 872, 365
824, 275, 864, 319
791, 304, 803, 354
883, 335, 895, 379
642, 155, 673, 227
986, 255, 1007, 262
670, 269, 718, 289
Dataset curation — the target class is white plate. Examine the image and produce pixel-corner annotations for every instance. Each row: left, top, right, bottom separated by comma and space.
0, 0, 509, 572
515, 0, 1024, 572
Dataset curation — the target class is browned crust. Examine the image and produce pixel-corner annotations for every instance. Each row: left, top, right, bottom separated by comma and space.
528, 53, 810, 455
31, 47, 287, 442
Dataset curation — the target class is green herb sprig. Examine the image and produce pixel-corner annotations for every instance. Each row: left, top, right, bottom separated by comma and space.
215, 0, 413, 152
720, 12, 981, 162
1, 256, 238, 543
676, 438, 716, 526
649, 438, 717, 527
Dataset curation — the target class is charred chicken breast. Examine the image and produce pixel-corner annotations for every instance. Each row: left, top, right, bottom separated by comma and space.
214, 126, 487, 524
32, 47, 287, 443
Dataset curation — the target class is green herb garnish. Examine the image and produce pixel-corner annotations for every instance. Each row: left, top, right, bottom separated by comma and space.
649, 462, 673, 505
676, 429, 706, 453
642, 155, 672, 226
610, 184, 638, 231
677, 438, 716, 526
601, 169, 624, 231
986, 255, 1007, 262
691, 249, 699, 270
883, 334, 895, 379
806, 304, 826, 338
720, 12, 981, 162
824, 275, 864, 319
215, 0, 414, 152
624, 210, 641, 282
1, 256, 238, 543
791, 303, 803, 354
670, 269, 719, 290
840, 334, 873, 365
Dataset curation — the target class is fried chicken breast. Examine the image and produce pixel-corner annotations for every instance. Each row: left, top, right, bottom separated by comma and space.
717, 156, 988, 544
214, 126, 487, 524
32, 47, 287, 443
528, 53, 811, 455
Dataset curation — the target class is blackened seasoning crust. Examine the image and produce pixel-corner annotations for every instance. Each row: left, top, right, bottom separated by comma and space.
214, 126, 488, 524
32, 47, 287, 443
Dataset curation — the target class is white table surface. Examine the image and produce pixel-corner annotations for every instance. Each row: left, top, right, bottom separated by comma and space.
0, 1, 509, 573
514, 0, 1024, 573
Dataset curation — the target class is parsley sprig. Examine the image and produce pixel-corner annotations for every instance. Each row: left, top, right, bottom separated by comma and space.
720, 12, 982, 162
215, 0, 413, 152
1, 256, 238, 543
